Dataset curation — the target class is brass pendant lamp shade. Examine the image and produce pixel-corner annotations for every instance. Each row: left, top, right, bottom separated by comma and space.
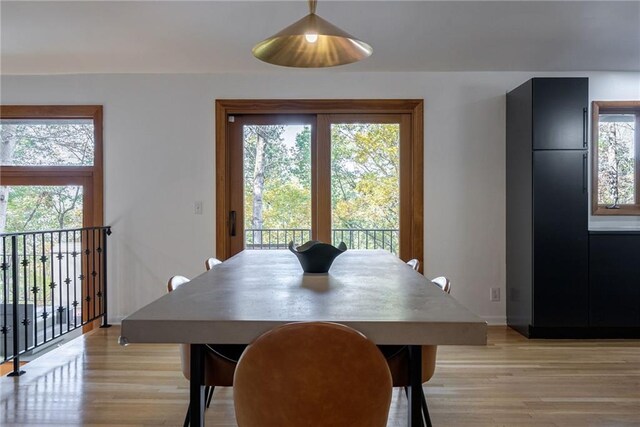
252, 0, 372, 68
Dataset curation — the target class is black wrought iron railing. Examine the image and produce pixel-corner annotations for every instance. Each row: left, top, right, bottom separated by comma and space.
0, 226, 111, 376
331, 228, 399, 254
245, 228, 312, 250
245, 228, 399, 254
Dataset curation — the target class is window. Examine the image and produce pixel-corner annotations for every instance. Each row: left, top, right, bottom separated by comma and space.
0, 106, 103, 232
235, 116, 403, 254
592, 101, 640, 215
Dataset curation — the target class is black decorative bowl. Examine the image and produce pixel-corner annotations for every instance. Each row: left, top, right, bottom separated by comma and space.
288, 240, 347, 274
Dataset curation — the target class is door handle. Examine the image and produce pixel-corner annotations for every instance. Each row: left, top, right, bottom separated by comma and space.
229, 211, 236, 237
582, 153, 588, 193
583, 108, 588, 148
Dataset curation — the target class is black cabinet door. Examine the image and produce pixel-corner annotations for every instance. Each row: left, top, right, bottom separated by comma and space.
589, 234, 640, 327
532, 78, 588, 150
533, 150, 588, 326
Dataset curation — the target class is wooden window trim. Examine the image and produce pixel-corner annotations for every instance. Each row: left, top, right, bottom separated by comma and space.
591, 101, 640, 216
215, 99, 424, 266
1, 105, 104, 332
0, 105, 104, 227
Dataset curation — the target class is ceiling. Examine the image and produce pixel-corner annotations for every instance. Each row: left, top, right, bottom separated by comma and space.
1, 1, 639, 74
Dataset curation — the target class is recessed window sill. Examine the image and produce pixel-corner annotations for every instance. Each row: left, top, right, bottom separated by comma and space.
593, 205, 640, 216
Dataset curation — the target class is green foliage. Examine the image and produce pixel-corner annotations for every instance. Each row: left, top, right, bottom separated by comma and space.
244, 125, 312, 230
291, 127, 312, 189
4, 186, 83, 233
0, 122, 91, 234
262, 183, 311, 229
242, 122, 399, 251
331, 124, 399, 230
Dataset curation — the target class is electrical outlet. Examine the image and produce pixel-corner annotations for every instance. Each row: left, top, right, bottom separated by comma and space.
490, 287, 500, 302
194, 201, 203, 215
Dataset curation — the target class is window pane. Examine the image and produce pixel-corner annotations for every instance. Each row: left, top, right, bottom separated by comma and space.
243, 124, 312, 249
0, 119, 94, 166
0, 185, 83, 233
598, 114, 636, 206
330, 123, 400, 254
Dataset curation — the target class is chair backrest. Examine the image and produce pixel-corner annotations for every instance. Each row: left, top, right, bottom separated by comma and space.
166, 275, 236, 386
406, 258, 420, 271
431, 276, 451, 294
205, 257, 222, 271
233, 322, 392, 427
167, 275, 190, 293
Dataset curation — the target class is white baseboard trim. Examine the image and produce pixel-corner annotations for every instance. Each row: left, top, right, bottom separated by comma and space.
481, 316, 507, 326
108, 315, 124, 325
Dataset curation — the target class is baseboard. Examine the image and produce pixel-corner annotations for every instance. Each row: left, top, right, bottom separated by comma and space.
108, 315, 124, 325
481, 316, 506, 326
507, 324, 640, 339
527, 325, 640, 339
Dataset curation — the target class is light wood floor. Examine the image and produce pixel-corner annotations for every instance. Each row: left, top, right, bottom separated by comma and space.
1, 326, 639, 426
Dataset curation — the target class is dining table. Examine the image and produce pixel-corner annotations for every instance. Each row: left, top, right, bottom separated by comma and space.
120, 249, 487, 427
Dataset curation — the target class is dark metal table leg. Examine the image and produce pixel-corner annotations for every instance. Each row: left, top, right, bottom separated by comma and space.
419, 383, 433, 427
408, 345, 424, 427
189, 344, 205, 427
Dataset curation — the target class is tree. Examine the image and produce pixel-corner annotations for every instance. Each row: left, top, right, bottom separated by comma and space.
241, 122, 399, 251
243, 125, 288, 243
291, 127, 311, 189
331, 123, 399, 229
4, 186, 83, 232
0, 122, 92, 233
0, 124, 19, 231
598, 119, 635, 207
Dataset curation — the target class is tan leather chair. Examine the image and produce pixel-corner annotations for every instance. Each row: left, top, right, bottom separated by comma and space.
385, 276, 452, 427
234, 322, 392, 427
406, 258, 420, 271
167, 275, 237, 427
205, 257, 222, 271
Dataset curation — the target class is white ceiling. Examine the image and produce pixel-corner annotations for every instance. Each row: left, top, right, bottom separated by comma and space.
1, 1, 639, 74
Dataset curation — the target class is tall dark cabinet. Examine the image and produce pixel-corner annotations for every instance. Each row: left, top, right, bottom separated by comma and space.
506, 78, 589, 337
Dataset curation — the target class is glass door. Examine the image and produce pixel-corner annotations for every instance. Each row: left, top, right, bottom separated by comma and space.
328, 119, 401, 254
228, 115, 316, 256
226, 112, 414, 260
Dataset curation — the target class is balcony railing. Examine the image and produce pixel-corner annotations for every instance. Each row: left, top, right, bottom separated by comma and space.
1, 226, 111, 376
245, 228, 399, 254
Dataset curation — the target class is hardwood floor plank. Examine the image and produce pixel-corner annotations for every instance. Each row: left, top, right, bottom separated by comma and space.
1, 326, 639, 426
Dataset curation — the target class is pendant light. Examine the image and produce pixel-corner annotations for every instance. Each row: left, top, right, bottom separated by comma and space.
252, 0, 372, 68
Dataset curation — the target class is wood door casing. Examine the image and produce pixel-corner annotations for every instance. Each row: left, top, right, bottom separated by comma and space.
215, 100, 424, 269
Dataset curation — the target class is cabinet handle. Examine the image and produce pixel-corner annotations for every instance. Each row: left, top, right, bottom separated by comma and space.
583, 107, 588, 148
229, 211, 236, 237
582, 153, 588, 193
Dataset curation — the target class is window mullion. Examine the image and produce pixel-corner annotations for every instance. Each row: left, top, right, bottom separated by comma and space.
315, 114, 332, 243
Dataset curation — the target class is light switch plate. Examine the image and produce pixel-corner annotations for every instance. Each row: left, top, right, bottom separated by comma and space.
490, 287, 500, 302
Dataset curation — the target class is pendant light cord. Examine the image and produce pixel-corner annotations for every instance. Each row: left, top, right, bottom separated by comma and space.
308, 0, 317, 15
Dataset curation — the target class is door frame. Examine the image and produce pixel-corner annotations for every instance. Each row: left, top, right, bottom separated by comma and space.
215, 99, 424, 267
1, 105, 104, 332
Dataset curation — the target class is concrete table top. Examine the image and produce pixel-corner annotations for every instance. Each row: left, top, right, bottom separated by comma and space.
120, 250, 487, 346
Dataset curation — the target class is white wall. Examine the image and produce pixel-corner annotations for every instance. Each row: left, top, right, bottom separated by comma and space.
1, 71, 638, 325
